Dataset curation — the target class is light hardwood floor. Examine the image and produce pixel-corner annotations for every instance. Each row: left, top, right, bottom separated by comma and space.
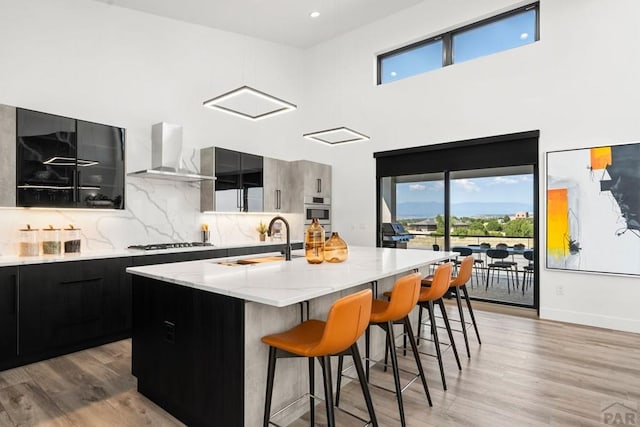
1, 306, 639, 426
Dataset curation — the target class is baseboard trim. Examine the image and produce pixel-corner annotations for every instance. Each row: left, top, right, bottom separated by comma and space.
540, 307, 640, 334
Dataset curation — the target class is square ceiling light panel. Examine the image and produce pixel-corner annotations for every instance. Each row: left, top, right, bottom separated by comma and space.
303, 127, 370, 145
203, 86, 296, 121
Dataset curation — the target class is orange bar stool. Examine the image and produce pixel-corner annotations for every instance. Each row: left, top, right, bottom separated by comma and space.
423, 256, 481, 358
335, 273, 431, 427
261, 289, 377, 427
416, 262, 461, 390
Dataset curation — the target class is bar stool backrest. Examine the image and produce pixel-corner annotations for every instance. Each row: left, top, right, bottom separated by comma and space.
486, 248, 509, 260
524, 249, 534, 262
451, 256, 473, 287
452, 246, 473, 256
384, 273, 421, 321
313, 289, 372, 356
419, 263, 453, 301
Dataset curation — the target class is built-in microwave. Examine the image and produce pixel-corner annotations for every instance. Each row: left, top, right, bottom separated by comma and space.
304, 204, 330, 224
304, 195, 331, 225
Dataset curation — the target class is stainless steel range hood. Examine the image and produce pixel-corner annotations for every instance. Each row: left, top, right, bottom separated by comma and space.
128, 122, 215, 182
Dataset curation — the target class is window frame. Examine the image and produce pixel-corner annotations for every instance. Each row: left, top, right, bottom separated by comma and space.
377, 2, 539, 85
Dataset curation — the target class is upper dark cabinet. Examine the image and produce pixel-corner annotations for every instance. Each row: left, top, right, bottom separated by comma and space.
76, 121, 125, 209
214, 147, 263, 212
16, 108, 125, 209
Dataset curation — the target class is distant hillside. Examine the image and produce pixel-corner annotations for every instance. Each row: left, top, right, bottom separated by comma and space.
397, 201, 532, 218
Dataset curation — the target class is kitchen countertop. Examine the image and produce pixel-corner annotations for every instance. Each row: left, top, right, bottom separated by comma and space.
126, 246, 452, 307
0, 240, 301, 267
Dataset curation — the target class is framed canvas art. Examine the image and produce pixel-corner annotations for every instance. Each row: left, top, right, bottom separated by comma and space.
546, 142, 640, 276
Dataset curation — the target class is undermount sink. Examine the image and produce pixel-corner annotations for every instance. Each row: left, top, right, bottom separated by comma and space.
215, 254, 303, 267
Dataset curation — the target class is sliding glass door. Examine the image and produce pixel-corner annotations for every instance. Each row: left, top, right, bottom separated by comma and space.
449, 167, 534, 306
375, 131, 539, 309
380, 173, 444, 249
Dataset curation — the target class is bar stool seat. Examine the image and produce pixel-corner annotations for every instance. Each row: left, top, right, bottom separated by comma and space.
422, 256, 481, 358
335, 273, 431, 427
416, 263, 461, 390
261, 289, 378, 427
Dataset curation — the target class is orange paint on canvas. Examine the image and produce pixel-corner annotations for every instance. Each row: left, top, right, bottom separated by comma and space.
547, 188, 569, 258
590, 146, 612, 170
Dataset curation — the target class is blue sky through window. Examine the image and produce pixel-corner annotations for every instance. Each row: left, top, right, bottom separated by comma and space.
395, 174, 533, 218
453, 10, 536, 63
378, 6, 537, 84
380, 40, 443, 84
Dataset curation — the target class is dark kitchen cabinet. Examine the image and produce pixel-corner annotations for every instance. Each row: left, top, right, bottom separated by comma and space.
76, 120, 125, 209
16, 109, 77, 208
16, 108, 125, 209
19, 257, 130, 359
0, 267, 18, 370
214, 147, 263, 212
133, 275, 244, 427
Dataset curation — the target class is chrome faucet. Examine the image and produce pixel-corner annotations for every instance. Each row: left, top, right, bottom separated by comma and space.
268, 215, 291, 261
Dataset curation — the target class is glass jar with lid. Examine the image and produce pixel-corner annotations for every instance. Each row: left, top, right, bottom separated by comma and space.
64, 225, 81, 253
18, 225, 39, 256
41, 226, 62, 255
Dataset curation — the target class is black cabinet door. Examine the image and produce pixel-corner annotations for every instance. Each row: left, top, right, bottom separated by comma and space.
241, 152, 263, 212
16, 109, 77, 208
76, 121, 125, 209
0, 267, 18, 368
215, 147, 264, 212
19, 258, 129, 357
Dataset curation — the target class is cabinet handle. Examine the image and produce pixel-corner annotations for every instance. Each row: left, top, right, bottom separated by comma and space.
317, 178, 322, 194
276, 189, 281, 210
10, 274, 17, 316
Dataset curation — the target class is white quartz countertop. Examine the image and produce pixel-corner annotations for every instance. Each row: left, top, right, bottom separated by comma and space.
126, 246, 452, 307
0, 240, 301, 267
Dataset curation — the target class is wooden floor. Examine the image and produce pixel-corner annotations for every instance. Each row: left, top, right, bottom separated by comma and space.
1, 306, 639, 426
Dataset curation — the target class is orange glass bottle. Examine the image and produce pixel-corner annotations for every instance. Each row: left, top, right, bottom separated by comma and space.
305, 218, 325, 264
324, 232, 348, 263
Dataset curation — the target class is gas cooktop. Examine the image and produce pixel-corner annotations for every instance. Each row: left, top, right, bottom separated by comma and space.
128, 242, 213, 250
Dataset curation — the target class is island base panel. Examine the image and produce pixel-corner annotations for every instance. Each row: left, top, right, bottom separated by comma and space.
132, 276, 244, 427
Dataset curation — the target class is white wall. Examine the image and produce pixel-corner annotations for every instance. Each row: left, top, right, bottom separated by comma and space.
1, 0, 638, 333
0, 0, 325, 250
304, 0, 640, 332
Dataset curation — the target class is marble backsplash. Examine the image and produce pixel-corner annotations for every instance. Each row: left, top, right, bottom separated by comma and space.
0, 178, 303, 256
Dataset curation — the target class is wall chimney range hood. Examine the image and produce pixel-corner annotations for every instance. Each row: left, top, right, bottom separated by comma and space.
128, 122, 215, 182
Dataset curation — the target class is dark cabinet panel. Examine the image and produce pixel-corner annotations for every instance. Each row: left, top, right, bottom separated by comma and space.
15, 108, 125, 209
16, 109, 77, 208
76, 121, 125, 209
19, 258, 130, 358
215, 147, 263, 212
0, 267, 18, 369
133, 276, 244, 427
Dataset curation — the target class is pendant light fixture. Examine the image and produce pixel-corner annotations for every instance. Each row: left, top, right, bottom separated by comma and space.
202, 0, 296, 121
203, 85, 296, 121
302, 0, 370, 145
303, 127, 370, 145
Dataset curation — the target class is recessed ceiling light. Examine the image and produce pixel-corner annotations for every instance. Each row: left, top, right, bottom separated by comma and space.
309, 11, 320, 18
390, 71, 397, 77
520, 32, 529, 40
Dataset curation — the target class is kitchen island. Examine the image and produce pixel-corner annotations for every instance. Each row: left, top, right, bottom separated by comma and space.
126, 246, 451, 426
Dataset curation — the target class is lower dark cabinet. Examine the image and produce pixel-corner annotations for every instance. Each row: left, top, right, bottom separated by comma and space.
133, 276, 244, 427
19, 257, 130, 359
0, 267, 18, 370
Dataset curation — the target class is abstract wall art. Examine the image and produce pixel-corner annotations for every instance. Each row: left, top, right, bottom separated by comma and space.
546, 142, 640, 276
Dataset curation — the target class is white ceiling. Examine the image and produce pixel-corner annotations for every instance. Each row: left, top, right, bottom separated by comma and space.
90, 0, 424, 48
